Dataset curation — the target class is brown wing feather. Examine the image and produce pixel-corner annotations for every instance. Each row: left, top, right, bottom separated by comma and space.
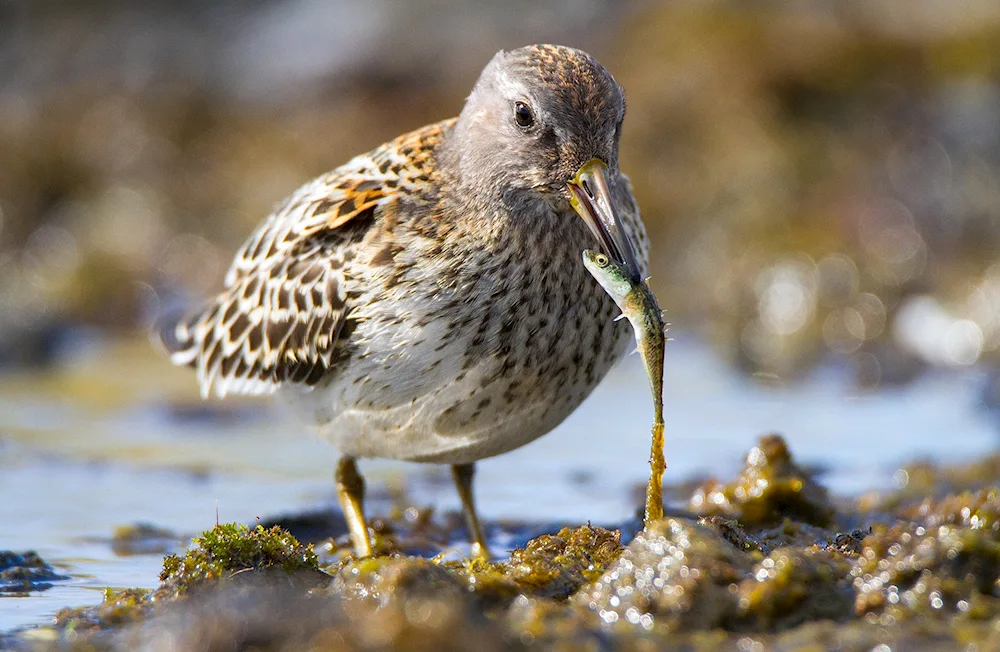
159, 119, 453, 398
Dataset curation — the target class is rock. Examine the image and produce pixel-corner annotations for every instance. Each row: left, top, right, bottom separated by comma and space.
0, 550, 69, 594
689, 434, 836, 527
573, 517, 753, 632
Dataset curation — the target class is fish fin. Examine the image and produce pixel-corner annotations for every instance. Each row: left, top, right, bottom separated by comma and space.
644, 276, 652, 283
630, 346, 639, 356
613, 313, 626, 322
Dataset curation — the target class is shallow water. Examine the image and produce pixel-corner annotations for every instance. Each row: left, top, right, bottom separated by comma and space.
1, 335, 997, 632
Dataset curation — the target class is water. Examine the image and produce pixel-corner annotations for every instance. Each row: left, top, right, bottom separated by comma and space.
1, 335, 997, 632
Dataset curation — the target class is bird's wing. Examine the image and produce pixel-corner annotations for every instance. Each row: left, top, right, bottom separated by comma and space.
157, 119, 454, 398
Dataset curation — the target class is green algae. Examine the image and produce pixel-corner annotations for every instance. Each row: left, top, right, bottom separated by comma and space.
852, 491, 1000, 623
53, 524, 328, 636
689, 434, 835, 527
158, 523, 326, 599
737, 547, 855, 630
24, 439, 1000, 651
488, 525, 623, 599
326, 524, 624, 610
56, 588, 154, 634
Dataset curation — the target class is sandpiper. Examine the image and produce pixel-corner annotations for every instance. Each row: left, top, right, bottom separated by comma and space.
158, 44, 649, 559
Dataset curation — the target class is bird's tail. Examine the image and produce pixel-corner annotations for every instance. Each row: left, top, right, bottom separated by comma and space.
151, 303, 201, 369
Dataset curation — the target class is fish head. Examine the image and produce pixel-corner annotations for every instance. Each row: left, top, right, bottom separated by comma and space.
582, 249, 634, 305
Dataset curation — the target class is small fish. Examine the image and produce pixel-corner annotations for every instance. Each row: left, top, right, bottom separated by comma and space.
582, 249, 667, 523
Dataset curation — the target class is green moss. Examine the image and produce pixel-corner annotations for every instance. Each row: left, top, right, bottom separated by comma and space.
500, 525, 623, 599
28, 445, 1000, 651
55, 588, 154, 634
48, 524, 326, 640
332, 524, 624, 610
157, 523, 326, 599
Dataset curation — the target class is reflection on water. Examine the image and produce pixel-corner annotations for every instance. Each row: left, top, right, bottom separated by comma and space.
0, 336, 997, 631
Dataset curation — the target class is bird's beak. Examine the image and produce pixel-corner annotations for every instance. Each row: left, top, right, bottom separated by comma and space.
568, 158, 641, 282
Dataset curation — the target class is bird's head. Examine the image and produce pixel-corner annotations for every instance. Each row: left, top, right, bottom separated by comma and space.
451, 44, 640, 281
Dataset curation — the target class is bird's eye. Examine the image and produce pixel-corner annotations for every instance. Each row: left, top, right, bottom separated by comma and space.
514, 101, 534, 129
595, 254, 609, 267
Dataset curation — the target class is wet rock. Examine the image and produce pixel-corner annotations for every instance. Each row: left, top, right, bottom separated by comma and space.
899, 489, 1000, 540
60, 535, 520, 651
110, 523, 188, 557
23, 442, 1000, 651
736, 547, 855, 629
55, 523, 329, 635
830, 528, 872, 556
56, 588, 154, 632
0, 550, 69, 593
158, 401, 270, 427
753, 518, 847, 551
573, 517, 753, 632
262, 509, 353, 550
689, 434, 835, 527
851, 497, 1000, 621
505, 594, 646, 651
0, 321, 74, 369
861, 455, 1000, 513
700, 515, 770, 555
384, 524, 627, 609
571, 516, 864, 635
121, 580, 518, 652
331, 556, 468, 606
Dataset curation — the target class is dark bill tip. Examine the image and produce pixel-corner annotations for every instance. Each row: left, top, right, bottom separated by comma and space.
568, 158, 641, 282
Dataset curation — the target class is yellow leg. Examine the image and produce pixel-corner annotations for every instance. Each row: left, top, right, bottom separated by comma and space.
452, 463, 491, 561
335, 456, 373, 557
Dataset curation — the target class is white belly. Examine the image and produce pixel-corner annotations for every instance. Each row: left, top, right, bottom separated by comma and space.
280, 286, 631, 464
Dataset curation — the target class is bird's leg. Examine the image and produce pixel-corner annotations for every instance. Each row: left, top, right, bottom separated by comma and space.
335, 455, 373, 557
451, 462, 491, 561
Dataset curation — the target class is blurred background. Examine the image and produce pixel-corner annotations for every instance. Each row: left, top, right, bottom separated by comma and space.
4, 0, 1000, 631
3, 0, 1000, 384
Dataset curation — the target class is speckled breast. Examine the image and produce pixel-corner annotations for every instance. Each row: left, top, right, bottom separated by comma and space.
284, 201, 646, 464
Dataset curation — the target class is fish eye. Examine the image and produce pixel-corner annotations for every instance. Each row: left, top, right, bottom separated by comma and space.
595, 253, 609, 267
514, 101, 534, 129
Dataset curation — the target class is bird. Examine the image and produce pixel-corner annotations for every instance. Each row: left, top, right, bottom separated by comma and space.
157, 44, 650, 560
